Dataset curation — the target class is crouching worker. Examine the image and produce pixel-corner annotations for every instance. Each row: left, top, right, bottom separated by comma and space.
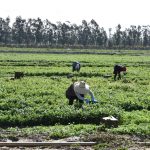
113, 64, 127, 80
66, 81, 97, 107
72, 61, 81, 72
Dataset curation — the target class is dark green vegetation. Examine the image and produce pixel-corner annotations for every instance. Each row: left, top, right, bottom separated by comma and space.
0, 49, 150, 142
0, 16, 150, 49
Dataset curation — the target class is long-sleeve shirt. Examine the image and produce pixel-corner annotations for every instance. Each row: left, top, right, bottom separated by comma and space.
75, 90, 95, 101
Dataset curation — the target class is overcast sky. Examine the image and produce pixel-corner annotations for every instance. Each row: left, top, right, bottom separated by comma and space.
0, 0, 150, 30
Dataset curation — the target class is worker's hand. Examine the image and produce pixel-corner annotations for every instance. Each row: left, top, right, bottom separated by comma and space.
92, 99, 98, 103
85, 99, 90, 104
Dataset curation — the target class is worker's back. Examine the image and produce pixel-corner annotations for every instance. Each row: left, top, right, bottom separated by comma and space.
72, 61, 81, 72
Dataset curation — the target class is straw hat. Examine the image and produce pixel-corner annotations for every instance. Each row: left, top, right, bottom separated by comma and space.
74, 81, 90, 94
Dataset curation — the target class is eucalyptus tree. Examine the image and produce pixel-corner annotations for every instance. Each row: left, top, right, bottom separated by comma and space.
130, 25, 137, 47
97, 27, 108, 47
56, 21, 71, 46
50, 23, 58, 46
42, 19, 53, 46
63, 21, 80, 47
113, 24, 122, 47
4, 17, 11, 45
121, 25, 142, 48
32, 18, 44, 45
136, 25, 142, 47
121, 30, 128, 48
124, 26, 134, 48
142, 26, 150, 47
61, 21, 72, 46
25, 18, 36, 46
0, 18, 3, 43
126, 28, 133, 47
12, 16, 26, 44
56, 21, 62, 46
0, 18, 6, 44
78, 20, 91, 47
0, 17, 11, 45
68, 23, 79, 46
108, 28, 113, 48
89, 19, 99, 46
128, 25, 142, 47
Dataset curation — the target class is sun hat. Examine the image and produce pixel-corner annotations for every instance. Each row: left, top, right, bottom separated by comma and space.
74, 81, 90, 94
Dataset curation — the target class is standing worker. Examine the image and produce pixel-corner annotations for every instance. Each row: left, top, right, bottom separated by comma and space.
113, 64, 127, 80
66, 81, 97, 106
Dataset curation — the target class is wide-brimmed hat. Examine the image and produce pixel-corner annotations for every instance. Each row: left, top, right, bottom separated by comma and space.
74, 81, 90, 94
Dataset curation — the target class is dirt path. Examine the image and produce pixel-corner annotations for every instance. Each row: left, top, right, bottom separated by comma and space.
0, 133, 149, 150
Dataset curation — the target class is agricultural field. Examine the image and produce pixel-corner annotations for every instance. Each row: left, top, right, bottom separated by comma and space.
0, 48, 150, 149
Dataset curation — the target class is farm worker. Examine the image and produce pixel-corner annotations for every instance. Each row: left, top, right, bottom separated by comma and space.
113, 64, 127, 80
72, 61, 81, 72
66, 81, 97, 105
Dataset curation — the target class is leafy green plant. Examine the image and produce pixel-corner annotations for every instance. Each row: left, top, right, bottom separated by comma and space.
0, 51, 150, 137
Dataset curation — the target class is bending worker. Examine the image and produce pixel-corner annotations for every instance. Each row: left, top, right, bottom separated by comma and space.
72, 61, 81, 72
66, 81, 97, 105
113, 64, 127, 80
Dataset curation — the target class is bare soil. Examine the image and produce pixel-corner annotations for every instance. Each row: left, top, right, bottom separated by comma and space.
0, 132, 149, 150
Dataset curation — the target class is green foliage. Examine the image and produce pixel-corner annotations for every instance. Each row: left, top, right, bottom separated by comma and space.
0, 51, 150, 135
111, 123, 150, 135
0, 124, 98, 139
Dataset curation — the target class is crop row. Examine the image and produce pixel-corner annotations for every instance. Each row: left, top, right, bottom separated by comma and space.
0, 52, 149, 136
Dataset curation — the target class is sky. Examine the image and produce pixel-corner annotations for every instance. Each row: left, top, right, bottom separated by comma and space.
0, 0, 150, 30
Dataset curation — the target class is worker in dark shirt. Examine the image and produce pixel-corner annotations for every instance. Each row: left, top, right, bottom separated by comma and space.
72, 61, 81, 72
113, 64, 127, 80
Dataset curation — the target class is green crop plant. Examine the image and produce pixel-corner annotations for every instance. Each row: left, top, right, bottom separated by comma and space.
0, 50, 150, 136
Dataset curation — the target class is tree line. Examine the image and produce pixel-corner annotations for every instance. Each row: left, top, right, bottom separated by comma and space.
0, 16, 150, 49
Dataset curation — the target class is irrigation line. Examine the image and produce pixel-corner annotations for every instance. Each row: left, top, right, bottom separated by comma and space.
0, 142, 97, 147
